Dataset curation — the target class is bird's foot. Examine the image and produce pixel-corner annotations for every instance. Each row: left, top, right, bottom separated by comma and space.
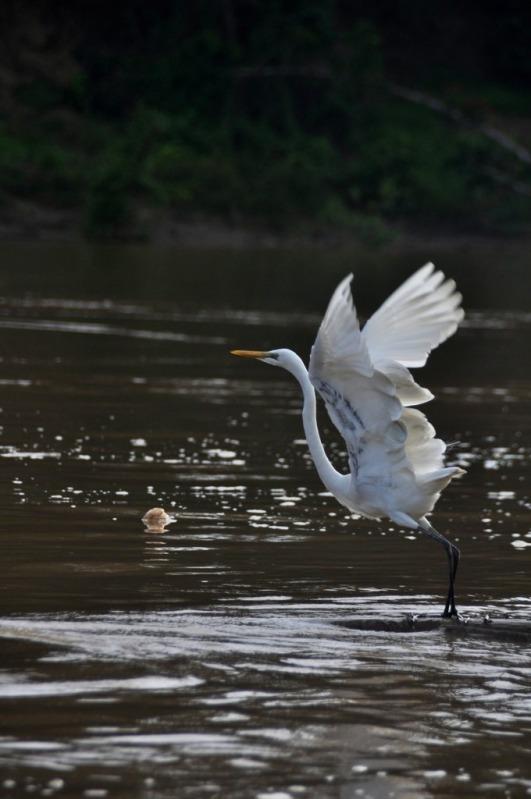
442, 608, 467, 623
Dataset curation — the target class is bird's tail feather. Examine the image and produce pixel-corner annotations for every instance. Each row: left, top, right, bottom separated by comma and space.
419, 466, 465, 495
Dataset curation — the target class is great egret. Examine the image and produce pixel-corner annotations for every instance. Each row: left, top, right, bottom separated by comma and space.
231, 263, 465, 617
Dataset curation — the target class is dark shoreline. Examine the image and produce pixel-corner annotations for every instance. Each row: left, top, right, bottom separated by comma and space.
1, 199, 528, 251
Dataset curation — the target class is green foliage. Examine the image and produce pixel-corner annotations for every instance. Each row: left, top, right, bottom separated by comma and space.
1, 4, 531, 238
0, 126, 82, 204
85, 157, 132, 237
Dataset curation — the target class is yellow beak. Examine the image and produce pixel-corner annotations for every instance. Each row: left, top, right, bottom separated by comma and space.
230, 349, 269, 359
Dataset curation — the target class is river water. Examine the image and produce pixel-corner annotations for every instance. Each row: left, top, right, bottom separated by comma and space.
0, 241, 529, 798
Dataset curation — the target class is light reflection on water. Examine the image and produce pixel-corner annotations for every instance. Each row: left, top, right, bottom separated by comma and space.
0, 245, 530, 798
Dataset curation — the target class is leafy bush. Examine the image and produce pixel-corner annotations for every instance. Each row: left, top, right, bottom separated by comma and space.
2, 4, 531, 237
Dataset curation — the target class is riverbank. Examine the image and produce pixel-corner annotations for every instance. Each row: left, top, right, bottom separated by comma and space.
1, 197, 529, 252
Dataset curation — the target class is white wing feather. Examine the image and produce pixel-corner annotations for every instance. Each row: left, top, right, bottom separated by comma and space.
362, 262, 464, 368
309, 270, 464, 521
309, 275, 407, 483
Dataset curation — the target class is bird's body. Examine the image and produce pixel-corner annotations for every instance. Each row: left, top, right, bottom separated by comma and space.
231, 263, 465, 616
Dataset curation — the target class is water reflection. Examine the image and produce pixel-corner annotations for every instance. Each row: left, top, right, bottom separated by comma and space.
0, 245, 530, 798
1, 597, 530, 796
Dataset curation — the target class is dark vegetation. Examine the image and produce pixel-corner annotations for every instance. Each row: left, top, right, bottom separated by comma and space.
1, 1, 531, 239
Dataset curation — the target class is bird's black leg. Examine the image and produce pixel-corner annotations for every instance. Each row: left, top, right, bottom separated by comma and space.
419, 520, 460, 618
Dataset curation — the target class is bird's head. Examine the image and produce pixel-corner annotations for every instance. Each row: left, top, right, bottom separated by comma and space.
230, 348, 304, 374
230, 348, 282, 367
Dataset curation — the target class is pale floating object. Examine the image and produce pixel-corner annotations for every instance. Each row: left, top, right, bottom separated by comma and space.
142, 507, 173, 532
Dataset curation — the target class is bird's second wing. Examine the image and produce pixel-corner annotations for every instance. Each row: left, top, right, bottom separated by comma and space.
308, 275, 409, 482
362, 262, 464, 369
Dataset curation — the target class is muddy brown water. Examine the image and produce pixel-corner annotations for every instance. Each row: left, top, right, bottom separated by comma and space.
0, 241, 530, 798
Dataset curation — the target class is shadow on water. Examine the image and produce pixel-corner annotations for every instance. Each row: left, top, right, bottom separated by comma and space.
0, 241, 530, 798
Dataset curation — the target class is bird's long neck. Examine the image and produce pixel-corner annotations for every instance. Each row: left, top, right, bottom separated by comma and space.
287, 356, 346, 497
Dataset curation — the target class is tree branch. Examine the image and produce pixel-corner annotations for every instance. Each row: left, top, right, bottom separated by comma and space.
389, 82, 531, 166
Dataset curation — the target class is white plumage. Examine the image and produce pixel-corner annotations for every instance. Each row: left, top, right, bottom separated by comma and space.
231, 263, 465, 617
309, 264, 465, 526
363, 262, 464, 368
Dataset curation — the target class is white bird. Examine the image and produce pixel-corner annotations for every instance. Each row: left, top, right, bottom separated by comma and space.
231, 263, 465, 617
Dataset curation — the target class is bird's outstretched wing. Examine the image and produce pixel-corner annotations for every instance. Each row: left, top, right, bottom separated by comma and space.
308, 274, 407, 485
362, 262, 464, 369
308, 271, 463, 513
